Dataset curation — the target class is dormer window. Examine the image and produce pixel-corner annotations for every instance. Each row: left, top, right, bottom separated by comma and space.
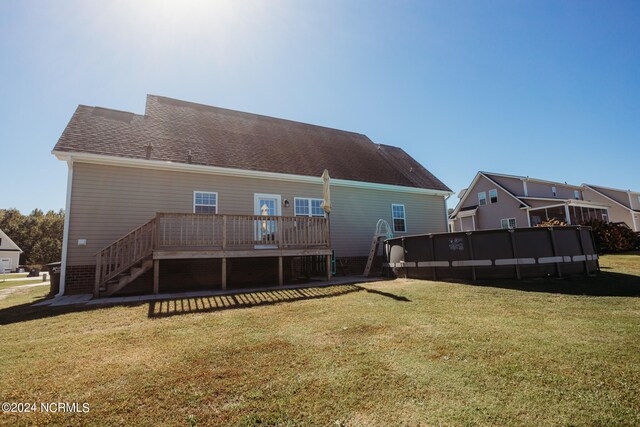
552, 186, 557, 197
478, 192, 487, 206
574, 190, 580, 200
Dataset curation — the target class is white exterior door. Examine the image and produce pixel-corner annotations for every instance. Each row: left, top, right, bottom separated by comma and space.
254, 194, 281, 247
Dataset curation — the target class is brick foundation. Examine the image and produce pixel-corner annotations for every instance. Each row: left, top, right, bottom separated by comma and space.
64, 265, 96, 294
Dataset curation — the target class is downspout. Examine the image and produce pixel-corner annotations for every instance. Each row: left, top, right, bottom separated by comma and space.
444, 194, 452, 233
57, 157, 73, 297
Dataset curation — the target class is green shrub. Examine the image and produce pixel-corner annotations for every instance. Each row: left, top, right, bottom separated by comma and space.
582, 219, 640, 253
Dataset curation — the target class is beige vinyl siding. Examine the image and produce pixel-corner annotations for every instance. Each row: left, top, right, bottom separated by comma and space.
487, 175, 525, 196
66, 162, 446, 265
458, 175, 528, 230
525, 181, 579, 199
582, 187, 635, 229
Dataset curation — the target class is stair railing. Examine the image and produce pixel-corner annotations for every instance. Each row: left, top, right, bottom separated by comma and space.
94, 217, 156, 296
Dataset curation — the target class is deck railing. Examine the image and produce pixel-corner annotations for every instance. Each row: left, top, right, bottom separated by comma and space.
156, 212, 329, 249
95, 213, 329, 293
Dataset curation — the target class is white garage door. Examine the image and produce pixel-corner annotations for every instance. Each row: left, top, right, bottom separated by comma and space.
0, 258, 11, 273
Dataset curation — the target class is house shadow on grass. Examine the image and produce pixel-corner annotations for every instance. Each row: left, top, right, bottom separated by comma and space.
0, 284, 411, 325
0, 299, 147, 326
147, 284, 410, 318
455, 271, 640, 297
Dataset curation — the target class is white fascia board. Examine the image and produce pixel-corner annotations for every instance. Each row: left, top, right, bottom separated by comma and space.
520, 196, 564, 201
52, 150, 453, 197
566, 199, 613, 209
528, 203, 568, 211
529, 200, 610, 211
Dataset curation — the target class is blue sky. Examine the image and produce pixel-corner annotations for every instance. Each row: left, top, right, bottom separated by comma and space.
1, 0, 639, 214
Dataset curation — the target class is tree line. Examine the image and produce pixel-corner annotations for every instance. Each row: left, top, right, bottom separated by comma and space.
0, 209, 64, 266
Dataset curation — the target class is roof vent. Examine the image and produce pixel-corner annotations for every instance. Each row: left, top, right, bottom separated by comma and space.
409, 167, 414, 173
187, 150, 193, 164
145, 143, 153, 160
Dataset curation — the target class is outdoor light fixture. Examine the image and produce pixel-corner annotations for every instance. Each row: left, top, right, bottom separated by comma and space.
283, 199, 290, 208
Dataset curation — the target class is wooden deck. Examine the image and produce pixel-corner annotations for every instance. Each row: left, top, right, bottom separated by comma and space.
95, 212, 332, 297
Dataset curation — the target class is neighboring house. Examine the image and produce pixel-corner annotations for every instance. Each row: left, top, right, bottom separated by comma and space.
449, 172, 610, 231
53, 95, 452, 296
0, 229, 22, 273
582, 184, 640, 231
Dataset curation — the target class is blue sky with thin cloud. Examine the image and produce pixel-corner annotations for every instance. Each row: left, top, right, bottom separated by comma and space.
1, 0, 638, 213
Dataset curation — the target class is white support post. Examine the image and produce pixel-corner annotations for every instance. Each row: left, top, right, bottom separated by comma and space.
564, 204, 571, 225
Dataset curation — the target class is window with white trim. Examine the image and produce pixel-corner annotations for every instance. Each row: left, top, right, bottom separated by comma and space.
392, 204, 406, 233
574, 190, 580, 200
294, 198, 325, 217
552, 186, 557, 197
489, 189, 498, 204
193, 191, 217, 213
478, 191, 487, 206
500, 218, 517, 229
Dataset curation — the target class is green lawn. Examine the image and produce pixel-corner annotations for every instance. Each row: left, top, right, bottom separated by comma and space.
0, 254, 638, 426
0, 273, 28, 280
0, 279, 47, 291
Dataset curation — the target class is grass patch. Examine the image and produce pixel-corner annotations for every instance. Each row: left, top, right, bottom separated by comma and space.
0, 255, 638, 426
0, 273, 28, 280
0, 279, 47, 291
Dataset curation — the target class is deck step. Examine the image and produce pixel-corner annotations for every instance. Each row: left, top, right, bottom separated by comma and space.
101, 258, 154, 297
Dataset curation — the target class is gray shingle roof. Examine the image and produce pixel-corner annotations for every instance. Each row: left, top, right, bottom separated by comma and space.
54, 95, 451, 192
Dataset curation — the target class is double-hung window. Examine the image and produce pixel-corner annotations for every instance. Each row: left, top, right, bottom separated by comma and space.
193, 191, 217, 213
392, 204, 406, 233
489, 189, 498, 204
500, 218, 517, 229
478, 192, 487, 206
294, 198, 325, 217
552, 186, 557, 197
574, 190, 580, 200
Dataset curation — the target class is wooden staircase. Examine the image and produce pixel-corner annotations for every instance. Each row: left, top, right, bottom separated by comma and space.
99, 258, 154, 296
95, 218, 156, 297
